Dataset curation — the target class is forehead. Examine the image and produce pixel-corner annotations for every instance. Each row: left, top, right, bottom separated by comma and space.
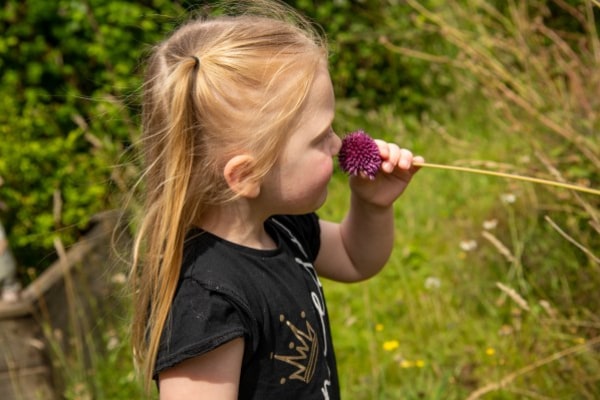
313, 65, 334, 107
301, 65, 335, 129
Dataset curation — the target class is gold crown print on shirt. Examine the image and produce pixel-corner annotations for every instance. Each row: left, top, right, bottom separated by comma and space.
273, 312, 319, 384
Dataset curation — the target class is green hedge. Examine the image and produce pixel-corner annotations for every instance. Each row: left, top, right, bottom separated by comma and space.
0, 0, 184, 274
290, 0, 450, 110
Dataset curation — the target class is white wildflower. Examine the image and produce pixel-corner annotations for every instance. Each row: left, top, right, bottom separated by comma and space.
107, 336, 120, 351
500, 193, 516, 204
459, 240, 478, 252
111, 272, 127, 285
424, 276, 441, 290
482, 219, 498, 230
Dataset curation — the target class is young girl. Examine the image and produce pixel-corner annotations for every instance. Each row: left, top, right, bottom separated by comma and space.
130, 1, 423, 398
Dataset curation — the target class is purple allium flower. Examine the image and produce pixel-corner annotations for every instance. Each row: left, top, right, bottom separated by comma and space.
338, 130, 382, 179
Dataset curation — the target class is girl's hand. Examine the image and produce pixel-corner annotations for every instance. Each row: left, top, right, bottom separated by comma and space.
348, 140, 423, 209
317, 139, 422, 282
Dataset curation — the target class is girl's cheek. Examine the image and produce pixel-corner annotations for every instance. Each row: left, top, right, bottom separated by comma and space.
325, 157, 335, 176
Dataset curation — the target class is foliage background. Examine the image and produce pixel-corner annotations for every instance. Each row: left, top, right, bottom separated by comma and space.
0, 0, 443, 276
0, 0, 598, 399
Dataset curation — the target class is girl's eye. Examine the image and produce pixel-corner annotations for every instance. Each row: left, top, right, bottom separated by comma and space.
314, 127, 335, 146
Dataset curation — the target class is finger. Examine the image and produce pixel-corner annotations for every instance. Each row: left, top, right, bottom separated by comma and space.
373, 140, 395, 173
412, 155, 425, 169
405, 155, 424, 175
373, 139, 389, 160
381, 143, 402, 173
397, 148, 414, 170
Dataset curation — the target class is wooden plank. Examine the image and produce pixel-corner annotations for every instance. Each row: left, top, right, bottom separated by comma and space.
0, 209, 127, 320
20, 211, 117, 304
0, 365, 56, 400
0, 301, 33, 319
0, 210, 128, 400
0, 317, 47, 371
0, 317, 56, 400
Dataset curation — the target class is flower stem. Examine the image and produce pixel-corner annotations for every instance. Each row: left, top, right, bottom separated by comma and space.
413, 161, 600, 196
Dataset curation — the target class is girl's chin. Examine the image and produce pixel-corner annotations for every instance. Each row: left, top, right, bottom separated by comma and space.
312, 188, 329, 210
291, 190, 329, 215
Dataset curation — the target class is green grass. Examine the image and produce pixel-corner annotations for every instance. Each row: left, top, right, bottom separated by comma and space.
324, 105, 512, 399
322, 98, 599, 399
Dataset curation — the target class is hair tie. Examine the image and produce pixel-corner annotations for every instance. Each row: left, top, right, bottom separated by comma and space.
190, 55, 200, 70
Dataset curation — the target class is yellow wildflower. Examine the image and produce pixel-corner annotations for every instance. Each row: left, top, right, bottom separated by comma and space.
382, 340, 399, 351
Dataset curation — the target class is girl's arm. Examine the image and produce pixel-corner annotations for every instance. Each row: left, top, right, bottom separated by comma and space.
158, 337, 244, 400
315, 141, 422, 282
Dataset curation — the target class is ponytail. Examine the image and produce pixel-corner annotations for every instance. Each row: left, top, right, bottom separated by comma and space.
132, 55, 206, 390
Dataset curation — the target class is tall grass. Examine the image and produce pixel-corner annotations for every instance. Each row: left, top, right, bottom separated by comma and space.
32, 234, 145, 400
323, 1, 599, 398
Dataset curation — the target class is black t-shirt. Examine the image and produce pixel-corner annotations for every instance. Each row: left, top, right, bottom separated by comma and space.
154, 213, 340, 399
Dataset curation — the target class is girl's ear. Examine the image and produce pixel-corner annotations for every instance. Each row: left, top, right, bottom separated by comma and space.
223, 155, 261, 198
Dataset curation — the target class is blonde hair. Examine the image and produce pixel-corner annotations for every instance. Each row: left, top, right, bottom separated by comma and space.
130, 0, 327, 392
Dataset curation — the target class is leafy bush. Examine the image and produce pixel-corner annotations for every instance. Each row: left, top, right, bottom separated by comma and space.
0, 0, 186, 276
289, 0, 454, 111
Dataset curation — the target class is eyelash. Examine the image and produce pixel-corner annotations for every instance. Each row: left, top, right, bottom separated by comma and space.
321, 128, 333, 141
313, 127, 334, 147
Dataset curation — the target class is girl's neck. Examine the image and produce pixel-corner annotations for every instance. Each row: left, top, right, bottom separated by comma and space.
195, 202, 277, 250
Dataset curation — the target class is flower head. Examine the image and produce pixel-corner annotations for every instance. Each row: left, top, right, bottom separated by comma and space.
483, 219, 498, 230
500, 193, 516, 204
338, 130, 382, 180
424, 276, 441, 290
383, 340, 400, 351
459, 239, 478, 252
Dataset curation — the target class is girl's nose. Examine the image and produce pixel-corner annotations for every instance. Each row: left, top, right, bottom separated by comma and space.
331, 132, 342, 156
